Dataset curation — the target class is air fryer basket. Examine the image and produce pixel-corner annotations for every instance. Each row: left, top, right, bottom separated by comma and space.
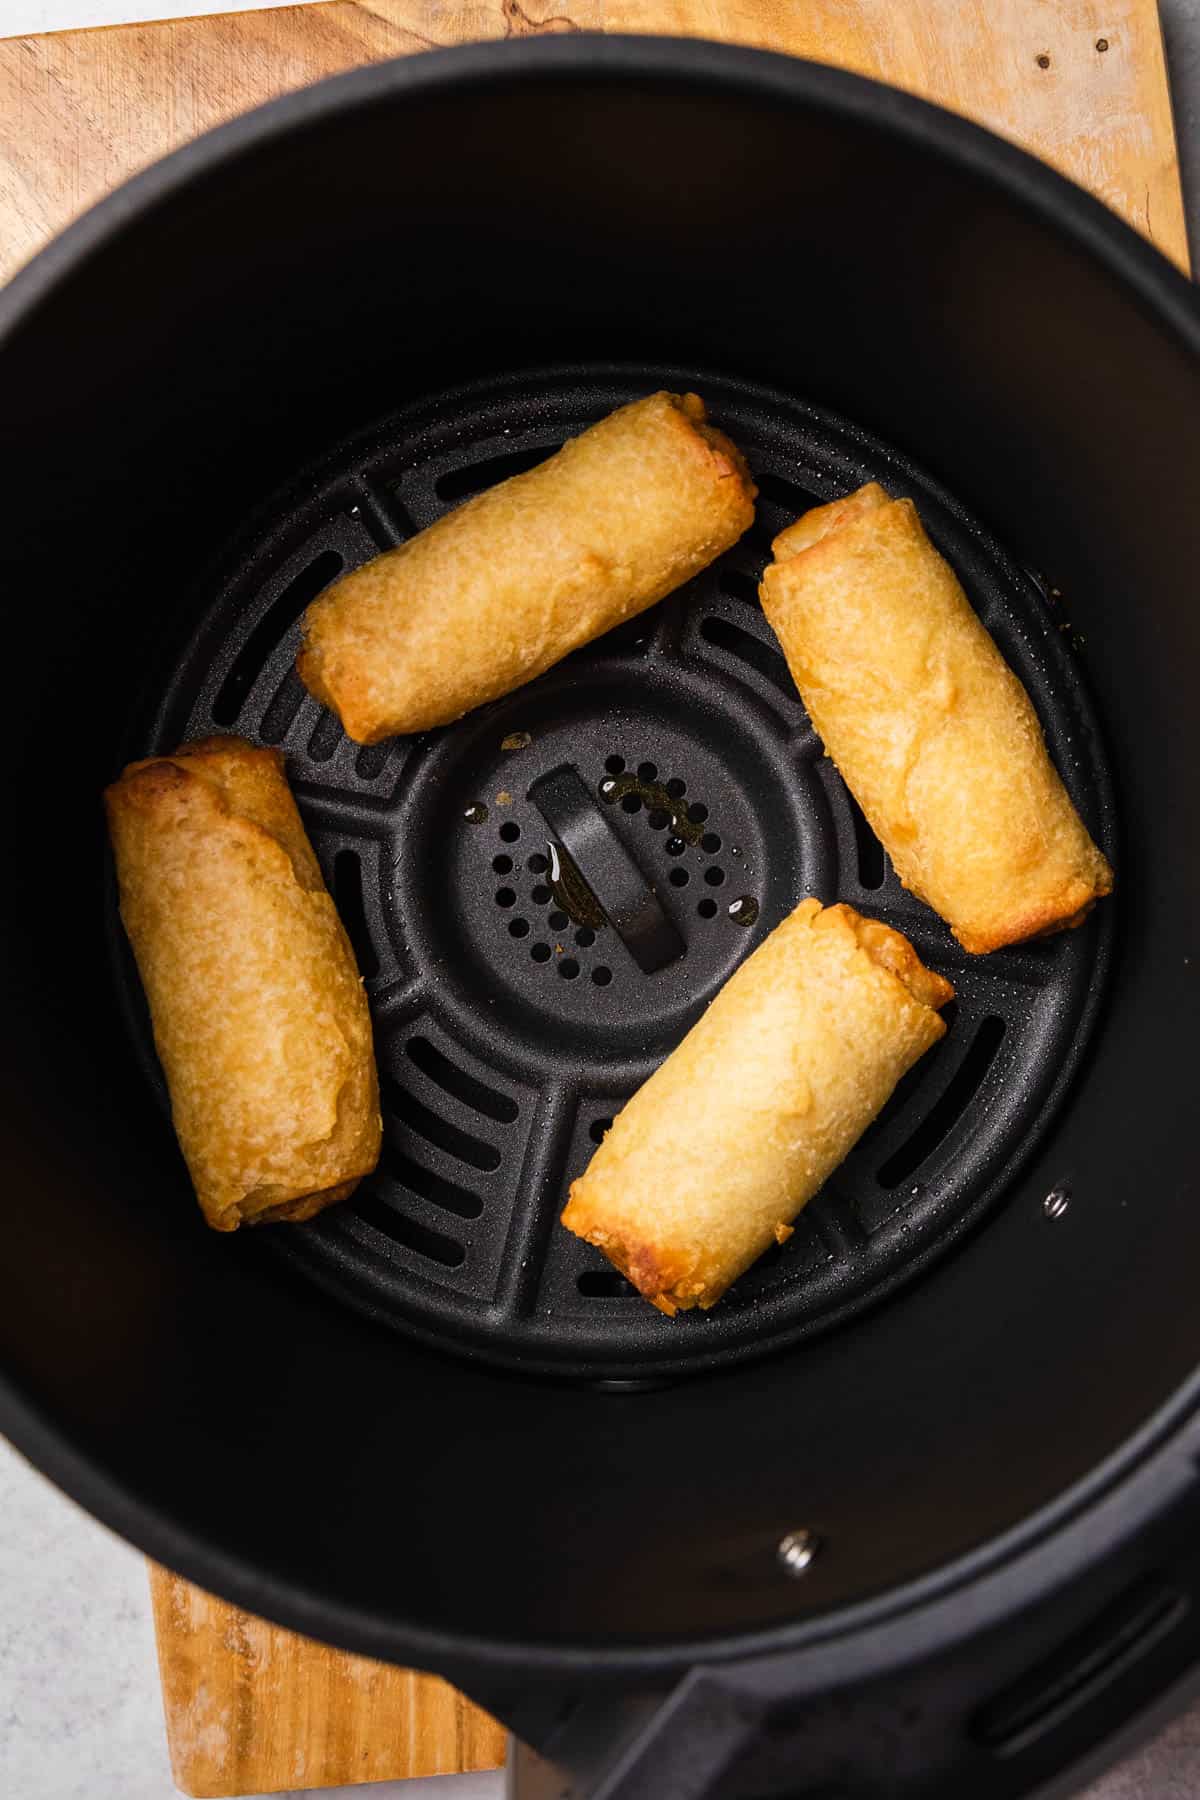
4, 35, 1200, 1800
120, 361, 1114, 1381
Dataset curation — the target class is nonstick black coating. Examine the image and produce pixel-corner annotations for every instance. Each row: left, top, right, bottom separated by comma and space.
114, 363, 1114, 1379
3, 39, 1200, 1760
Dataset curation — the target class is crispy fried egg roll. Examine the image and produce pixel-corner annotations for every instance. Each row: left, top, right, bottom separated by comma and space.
105, 736, 381, 1231
297, 392, 756, 741
562, 899, 952, 1313
760, 484, 1112, 954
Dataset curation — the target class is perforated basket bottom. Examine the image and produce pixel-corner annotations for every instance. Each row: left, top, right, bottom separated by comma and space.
119, 364, 1115, 1380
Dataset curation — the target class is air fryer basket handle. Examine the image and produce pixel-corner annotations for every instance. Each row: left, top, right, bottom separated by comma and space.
488, 1612, 1200, 1800
489, 1683, 732, 1800
467, 1472, 1200, 1799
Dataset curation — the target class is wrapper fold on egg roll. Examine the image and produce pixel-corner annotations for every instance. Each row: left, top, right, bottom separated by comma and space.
105, 736, 381, 1231
562, 898, 953, 1313
297, 391, 756, 741
760, 483, 1112, 954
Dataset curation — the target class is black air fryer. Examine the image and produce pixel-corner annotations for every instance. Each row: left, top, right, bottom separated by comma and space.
3, 37, 1200, 1800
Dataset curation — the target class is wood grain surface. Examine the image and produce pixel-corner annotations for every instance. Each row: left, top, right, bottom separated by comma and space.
0, 0, 1187, 286
5, 2, 1185, 1794
149, 1564, 506, 1795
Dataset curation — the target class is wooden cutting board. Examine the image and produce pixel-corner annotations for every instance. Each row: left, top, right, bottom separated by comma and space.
1, 3, 1185, 1795
0, 0, 1187, 282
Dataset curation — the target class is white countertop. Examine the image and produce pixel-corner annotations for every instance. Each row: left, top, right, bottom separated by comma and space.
5, 1433, 1200, 1800
2, 1, 322, 40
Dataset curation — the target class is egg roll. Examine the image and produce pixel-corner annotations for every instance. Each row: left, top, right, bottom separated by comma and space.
105, 736, 381, 1230
297, 391, 756, 741
760, 484, 1112, 954
562, 898, 953, 1313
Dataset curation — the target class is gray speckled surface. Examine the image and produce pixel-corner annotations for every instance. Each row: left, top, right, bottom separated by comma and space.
4, 9, 1200, 1797
1085, 1711, 1200, 1800
0, 1439, 171, 1800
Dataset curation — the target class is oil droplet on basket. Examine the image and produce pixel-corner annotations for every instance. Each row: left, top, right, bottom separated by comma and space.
728, 895, 759, 927
501, 731, 532, 752
463, 802, 488, 824
731, 846, 743, 858
548, 841, 606, 929
597, 772, 703, 844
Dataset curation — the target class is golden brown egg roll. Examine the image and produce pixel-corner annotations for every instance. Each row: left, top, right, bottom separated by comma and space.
297, 391, 756, 742
105, 736, 381, 1231
759, 485, 1112, 954
562, 898, 953, 1313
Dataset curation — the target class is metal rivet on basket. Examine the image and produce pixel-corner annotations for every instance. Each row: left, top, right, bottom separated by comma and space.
1043, 1186, 1071, 1220
777, 1529, 820, 1575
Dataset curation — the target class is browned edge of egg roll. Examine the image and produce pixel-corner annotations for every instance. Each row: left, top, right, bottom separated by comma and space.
296, 390, 757, 742
760, 485, 1113, 954
104, 735, 381, 1230
562, 898, 953, 1313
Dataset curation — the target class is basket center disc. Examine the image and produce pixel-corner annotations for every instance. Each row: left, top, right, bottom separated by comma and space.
398, 661, 827, 1072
